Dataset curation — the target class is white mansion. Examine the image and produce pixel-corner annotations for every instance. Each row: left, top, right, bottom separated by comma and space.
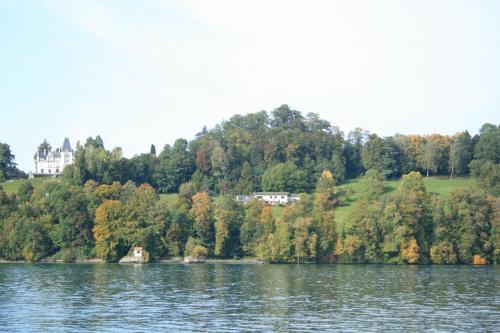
236, 192, 301, 206
34, 138, 74, 176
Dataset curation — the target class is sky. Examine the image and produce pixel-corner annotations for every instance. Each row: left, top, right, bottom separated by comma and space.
1, 0, 499, 172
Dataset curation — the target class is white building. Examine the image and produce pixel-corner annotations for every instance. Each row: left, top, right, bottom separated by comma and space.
236, 192, 301, 206
34, 138, 74, 176
133, 247, 143, 258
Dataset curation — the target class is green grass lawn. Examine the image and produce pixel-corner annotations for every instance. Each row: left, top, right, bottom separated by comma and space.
159, 193, 180, 208
422, 176, 477, 200
335, 176, 478, 232
0, 178, 51, 194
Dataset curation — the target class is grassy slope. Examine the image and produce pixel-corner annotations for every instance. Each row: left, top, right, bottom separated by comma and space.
335, 176, 478, 232
0, 178, 51, 194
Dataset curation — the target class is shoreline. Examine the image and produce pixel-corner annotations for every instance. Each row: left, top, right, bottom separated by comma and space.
0, 258, 266, 265
0, 258, 494, 265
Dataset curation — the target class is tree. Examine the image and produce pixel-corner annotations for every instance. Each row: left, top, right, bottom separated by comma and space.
429, 196, 458, 264
361, 134, 384, 173
0, 143, 15, 181
448, 189, 494, 263
240, 200, 265, 256
381, 172, 432, 264
184, 236, 208, 258
347, 199, 384, 263
473, 123, 499, 162
361, 135, 400, 178
272, 218, 292, 262
469, 124, 499, 195
236, 161, 255, 194
32, 181, 93, 255
344, 128, 366, 179
420, 139, 438, 178
452, 131, 473, 176
261, 162, 307, 192
150, 144, 156, 156
294, 217, 313, 263
312, 170, 337, 261
17, 181, 34, 202
93, 200, 128, 262
0, 212, 52, 262
331, 151, 346, 182
449, 137, 459, 179
360, 169, 384, 201
190, 192, 214, 251
214, 197, 244, 257
156, 139, 195, 193
394, 134, 423, 175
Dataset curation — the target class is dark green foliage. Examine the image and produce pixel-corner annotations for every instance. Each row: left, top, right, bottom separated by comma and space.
344, 128, 365, 179
472, 124, 499, 162
214, 196, 244, 257
240, 200, 265, 256
155, 139, 195, 193
469, 160, 499, 196
347, 200, 384, 262
469, 124, 499, 195
261, 162, 308, 192
452, 131, 473, 176
361, 135, 401, 179
447, 189, 494, 263
0, 142, 25, 181
360, 169, 384, 201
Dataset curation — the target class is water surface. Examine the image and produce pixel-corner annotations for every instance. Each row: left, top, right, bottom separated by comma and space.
0, 264, 498, 332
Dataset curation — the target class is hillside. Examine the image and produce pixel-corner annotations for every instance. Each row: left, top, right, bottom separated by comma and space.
158, 176, 478, 232
4, 176, 478, 232
335, 176, 478, 232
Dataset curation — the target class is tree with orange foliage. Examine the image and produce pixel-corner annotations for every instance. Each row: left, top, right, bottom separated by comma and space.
400, 238, 420, 264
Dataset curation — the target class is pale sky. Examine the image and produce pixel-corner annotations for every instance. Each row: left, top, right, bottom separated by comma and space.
1, 0, 499, 172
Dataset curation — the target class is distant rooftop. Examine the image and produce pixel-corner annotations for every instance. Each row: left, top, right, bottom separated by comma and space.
253, 192, 290, 196
62, 138, 72, 152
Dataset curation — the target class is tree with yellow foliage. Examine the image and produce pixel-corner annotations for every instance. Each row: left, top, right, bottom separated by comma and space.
190, 192, 214, 251
312, 170, 337, 262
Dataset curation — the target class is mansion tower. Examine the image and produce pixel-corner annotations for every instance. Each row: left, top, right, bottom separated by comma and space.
34, 138, 74, 175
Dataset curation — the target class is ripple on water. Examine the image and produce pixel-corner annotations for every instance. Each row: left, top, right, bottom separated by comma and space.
0, 264, 498, 332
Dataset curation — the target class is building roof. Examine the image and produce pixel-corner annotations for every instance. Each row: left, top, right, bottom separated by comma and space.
253, 192, 290, 196
62, 138, 72, 152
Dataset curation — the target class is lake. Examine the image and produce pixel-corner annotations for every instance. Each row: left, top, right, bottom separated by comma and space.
0, 264, 498, 332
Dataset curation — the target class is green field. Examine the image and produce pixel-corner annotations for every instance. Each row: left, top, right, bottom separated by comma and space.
0, 178, 53, 194
4, 176, 479, 232
334, 176, 478, 232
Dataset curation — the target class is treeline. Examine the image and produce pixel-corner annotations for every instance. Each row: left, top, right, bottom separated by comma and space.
0, 143, 25, 181
0, 105, 498, 263
55, 105, 498, 195
0, 171, 498, 264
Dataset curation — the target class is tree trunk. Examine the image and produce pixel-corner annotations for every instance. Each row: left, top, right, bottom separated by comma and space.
426, 168, 429, 178
450, 165, 454, 180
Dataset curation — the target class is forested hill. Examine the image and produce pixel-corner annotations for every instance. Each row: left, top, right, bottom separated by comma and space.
0, 105, 498, 264
53, 105, 498, 196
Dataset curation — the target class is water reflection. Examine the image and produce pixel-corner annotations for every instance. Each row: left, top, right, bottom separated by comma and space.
0, 264, 498, 332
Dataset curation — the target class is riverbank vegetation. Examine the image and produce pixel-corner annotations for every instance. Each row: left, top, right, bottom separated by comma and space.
0, 106, 498, 264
